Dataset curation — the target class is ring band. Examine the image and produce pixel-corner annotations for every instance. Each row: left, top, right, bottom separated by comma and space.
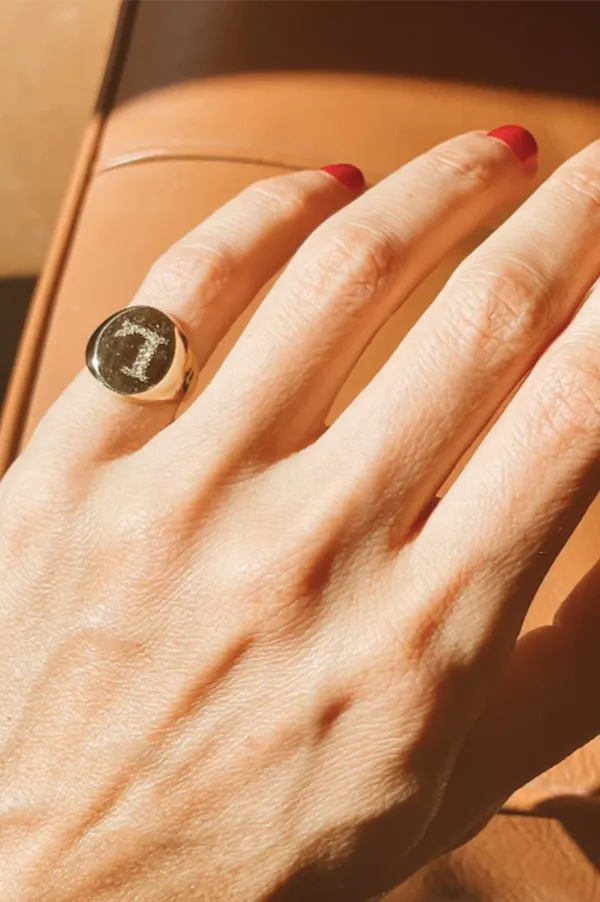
85, 305, 198, 403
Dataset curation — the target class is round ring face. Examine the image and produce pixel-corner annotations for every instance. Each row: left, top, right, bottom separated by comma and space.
85, 306, 178, 396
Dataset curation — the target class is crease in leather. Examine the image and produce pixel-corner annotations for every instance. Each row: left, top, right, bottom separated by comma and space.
95, 149, 305, 175
93, 146, 385, 182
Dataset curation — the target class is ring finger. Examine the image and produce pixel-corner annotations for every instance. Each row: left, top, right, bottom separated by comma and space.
20, 167, 364, 470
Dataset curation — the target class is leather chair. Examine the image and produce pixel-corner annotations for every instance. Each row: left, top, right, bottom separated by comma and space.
3, 2, 600, 897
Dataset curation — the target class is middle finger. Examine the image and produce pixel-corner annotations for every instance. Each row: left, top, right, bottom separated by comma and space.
151, 128, 534, 481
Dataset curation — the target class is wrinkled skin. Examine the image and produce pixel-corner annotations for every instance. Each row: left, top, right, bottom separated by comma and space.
2, 132, 600, 901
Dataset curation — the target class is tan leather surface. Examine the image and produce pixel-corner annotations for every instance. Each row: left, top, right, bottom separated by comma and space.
0, 0, 119, 276
2, 0, 600, 896
393, 812, 600, 901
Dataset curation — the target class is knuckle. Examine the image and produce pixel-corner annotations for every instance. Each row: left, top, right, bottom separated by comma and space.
145, 235, 237, 305
201, 537, 309, 637
0, 457, 73, 540
447, 260, 555, 364
534, 342, 600, 445
562, 164, 600, 210
94, 477, 170, 556
122, 500, 173, 550
297, 223, 399, 309
427, 146, 497, 193
244, 174, 315, 219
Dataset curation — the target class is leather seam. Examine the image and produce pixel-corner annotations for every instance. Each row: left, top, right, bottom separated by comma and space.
94, 150, 306, 176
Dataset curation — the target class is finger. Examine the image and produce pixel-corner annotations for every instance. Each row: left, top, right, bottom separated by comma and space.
320, 139, 600, 543
22, 167, 363, 471
158, 129, 536, 477
408, 259, 600, 692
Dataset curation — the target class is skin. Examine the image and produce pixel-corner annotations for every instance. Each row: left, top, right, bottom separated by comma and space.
2, 131, 600, 900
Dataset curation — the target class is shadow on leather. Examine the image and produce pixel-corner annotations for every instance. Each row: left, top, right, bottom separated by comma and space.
0, 276, 37, 413
102, 0, 600, 116
527, 790, 600, 874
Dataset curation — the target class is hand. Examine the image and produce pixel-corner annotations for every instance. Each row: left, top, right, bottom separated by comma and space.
2, 128, 600, 902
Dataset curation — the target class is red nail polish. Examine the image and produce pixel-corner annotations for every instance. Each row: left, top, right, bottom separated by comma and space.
486, 125, 538, 166
320, 163, 365, 190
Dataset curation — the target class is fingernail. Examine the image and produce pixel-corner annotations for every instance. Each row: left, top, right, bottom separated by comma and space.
320, 163, 366, 190
486, 125, 538, 166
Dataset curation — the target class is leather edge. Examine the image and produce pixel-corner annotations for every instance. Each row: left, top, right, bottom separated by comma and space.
0, 0, 138, 475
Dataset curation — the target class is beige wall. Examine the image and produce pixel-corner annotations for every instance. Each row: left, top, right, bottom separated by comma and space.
0, 0, 119, 278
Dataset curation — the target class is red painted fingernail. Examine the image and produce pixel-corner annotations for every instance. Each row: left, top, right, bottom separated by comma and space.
320, 163, 366, 190
486, 125, 538, 166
